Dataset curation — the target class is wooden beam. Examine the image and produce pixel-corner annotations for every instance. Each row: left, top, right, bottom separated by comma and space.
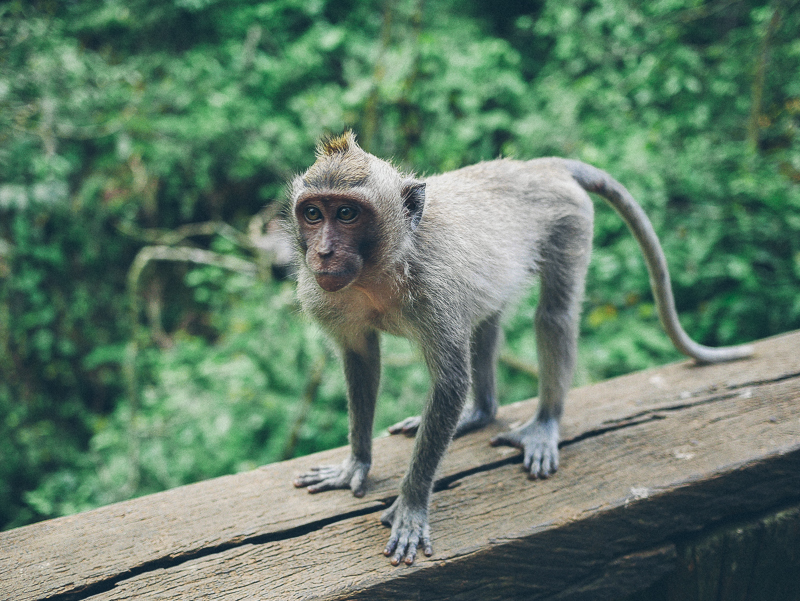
2, 331, 799, 601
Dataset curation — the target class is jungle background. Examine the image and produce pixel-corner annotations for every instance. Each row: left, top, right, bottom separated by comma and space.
1, 0, 799, 531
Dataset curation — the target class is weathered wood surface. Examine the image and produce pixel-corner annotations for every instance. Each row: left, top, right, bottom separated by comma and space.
2, 330, 799, 601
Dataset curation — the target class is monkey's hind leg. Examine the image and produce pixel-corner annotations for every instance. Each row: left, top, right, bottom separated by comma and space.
455, 312, 501, 435
294, 331, 380, 498
490, 301, 579, 478
491, 218, 590, 479
388, 313, 501, 438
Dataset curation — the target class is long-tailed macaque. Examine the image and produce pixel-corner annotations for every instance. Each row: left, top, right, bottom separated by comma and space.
290, 131, 753, 566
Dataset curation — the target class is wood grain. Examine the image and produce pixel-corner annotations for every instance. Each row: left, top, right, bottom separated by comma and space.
2, 330, 799, 600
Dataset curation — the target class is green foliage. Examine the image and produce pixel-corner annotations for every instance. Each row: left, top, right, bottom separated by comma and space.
1, 0, 798, 529
25, 276, 330, 515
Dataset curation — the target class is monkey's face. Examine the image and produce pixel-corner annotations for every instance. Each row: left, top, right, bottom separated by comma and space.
294, 195, 376, 293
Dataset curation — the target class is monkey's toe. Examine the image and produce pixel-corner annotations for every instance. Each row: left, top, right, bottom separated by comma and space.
525, 447, 559, 479
387, 415, 422, 436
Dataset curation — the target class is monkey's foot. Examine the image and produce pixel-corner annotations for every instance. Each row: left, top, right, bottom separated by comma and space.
293, 456, 370, 497
387, 415, 421, 436
381, 496, 433, 566
454, 406, 496, 436
388, 406, 495, 438
490, 417, 559, 479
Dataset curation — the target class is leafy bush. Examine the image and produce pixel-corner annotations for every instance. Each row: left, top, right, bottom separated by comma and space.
1, 0, 798, 529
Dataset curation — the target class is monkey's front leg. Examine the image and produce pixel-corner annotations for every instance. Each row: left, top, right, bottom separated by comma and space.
294, 331, 380, 498
381, 339, 470, 565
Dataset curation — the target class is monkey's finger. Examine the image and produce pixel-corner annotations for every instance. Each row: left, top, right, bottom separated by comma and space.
390, 531, 411, 566
383, 536, 399, 566
294, 465, 337, 481
384, 533, 399, 559
293, 467, 336, 487
525, 448, 543, 478
311, 465, 340, 475
387, 418, 409, 433
422, 532, 433, 557
489, 431, 524, 449
388, 416, 421, 435
306, 478, 345, 493
293, 474, 322, 487
526, 446, 560, 479
539, 452, 558, 477
404, 533, 420, 565
523, 448, 535, 471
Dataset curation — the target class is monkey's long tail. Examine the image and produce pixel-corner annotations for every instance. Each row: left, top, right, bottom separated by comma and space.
563, 159, 754, 364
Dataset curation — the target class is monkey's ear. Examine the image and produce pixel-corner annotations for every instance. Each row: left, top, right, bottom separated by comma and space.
401, 180, 426, 231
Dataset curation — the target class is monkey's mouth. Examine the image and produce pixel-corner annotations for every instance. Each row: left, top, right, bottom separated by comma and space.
313, 270, 358, 293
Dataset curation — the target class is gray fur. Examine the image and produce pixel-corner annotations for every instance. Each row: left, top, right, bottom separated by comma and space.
290, 135, 753, 565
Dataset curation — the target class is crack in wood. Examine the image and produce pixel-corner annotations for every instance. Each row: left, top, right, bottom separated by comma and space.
596, 369, 800, 429
42, 505, 385, 601
600, 393, 739, 427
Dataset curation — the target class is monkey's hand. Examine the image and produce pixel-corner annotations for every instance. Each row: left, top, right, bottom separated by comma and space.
293, 456, 370, 498
490, 417, 559, 479
380, 496, 433, 566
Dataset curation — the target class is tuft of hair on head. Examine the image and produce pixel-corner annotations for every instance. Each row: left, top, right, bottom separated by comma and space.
316, 130, 359, 158
304, 130, 369, 190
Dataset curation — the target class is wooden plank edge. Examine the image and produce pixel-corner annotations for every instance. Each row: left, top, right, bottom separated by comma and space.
3, 330, 799, 600
73, 376, 800, 601
75, 446, 800, 601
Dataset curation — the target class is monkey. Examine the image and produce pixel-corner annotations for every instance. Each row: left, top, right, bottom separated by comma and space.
289, 131, 753, 566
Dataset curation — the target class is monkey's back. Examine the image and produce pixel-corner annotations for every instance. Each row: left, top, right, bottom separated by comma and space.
415, 158, 594, 324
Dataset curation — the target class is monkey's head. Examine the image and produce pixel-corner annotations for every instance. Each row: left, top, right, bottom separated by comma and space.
290, 131, 425, 293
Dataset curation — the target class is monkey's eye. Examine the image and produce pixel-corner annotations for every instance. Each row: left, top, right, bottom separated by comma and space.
303, 206, 322, 223
336, 205, 359, 223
